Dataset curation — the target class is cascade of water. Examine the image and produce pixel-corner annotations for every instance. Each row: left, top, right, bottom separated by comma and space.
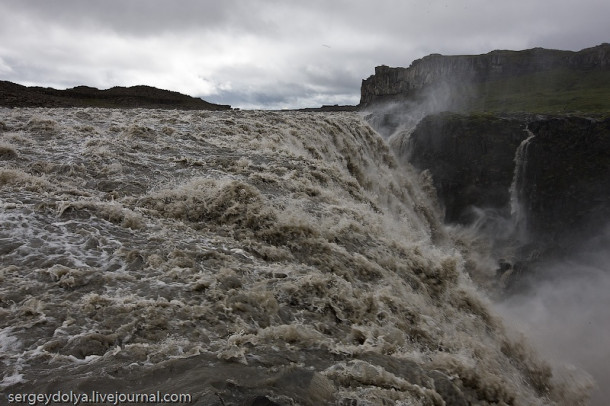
509, 126, 536, 243
0, 108, 590, 404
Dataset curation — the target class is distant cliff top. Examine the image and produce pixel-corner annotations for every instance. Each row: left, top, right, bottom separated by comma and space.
360, 43, 610, 113
0, 81, 231, 110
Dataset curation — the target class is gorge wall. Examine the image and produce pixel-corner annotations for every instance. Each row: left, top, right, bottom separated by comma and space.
405, 113, 610, 259
404, 113, 528, 224
524, 117, 610, 249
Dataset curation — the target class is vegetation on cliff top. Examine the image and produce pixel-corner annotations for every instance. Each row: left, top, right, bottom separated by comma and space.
466, 68, 610, 114
361, 44, 610, 115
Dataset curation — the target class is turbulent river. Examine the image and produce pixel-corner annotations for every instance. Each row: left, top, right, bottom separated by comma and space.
0, 108, 591, 405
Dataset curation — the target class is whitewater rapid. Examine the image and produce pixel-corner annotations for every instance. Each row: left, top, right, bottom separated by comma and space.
0, 108, 588, 404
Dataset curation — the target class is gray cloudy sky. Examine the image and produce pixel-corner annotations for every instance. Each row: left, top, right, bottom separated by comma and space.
0, 0, 608, 109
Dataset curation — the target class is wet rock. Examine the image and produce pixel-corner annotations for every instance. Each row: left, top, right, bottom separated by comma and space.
495, 259, 512, 277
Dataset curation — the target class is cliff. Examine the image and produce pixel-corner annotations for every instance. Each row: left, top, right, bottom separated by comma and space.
405, 113, 528, 224
524, 117, 610, 247
0, 81, 231, 110
406, 113, 610, 259
360, 43, 610, 113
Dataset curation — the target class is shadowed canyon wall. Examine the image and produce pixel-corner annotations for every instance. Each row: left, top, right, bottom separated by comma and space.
404, 113, 610, 259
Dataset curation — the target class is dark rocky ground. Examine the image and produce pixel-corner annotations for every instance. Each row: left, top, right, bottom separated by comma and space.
0, 81, 360, 112
0, 81, 232, 110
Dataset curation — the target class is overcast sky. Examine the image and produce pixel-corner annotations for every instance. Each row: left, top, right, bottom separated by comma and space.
0, 0, 608, 109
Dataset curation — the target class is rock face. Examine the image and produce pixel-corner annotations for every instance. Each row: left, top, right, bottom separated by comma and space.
360, 43, 610, 108
406, 113, 528, 224
406, 113, 610, 255
523, 117, 610, 249
0, 81, 231, 110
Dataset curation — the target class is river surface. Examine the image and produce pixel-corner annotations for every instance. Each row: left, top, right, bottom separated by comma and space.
0, 108, 590, 405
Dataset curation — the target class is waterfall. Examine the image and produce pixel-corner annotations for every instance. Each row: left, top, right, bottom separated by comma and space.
509, 126, 536, 243
0, 108, 590, 404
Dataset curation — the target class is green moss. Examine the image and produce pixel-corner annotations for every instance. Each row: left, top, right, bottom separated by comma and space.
464, 68, 610, 114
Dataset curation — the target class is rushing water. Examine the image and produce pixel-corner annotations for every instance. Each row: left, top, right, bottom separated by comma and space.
0, 108, 590, 405
508, 128, 536, 245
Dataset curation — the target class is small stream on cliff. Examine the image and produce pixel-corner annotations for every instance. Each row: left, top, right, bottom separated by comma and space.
508, 127, 536, 244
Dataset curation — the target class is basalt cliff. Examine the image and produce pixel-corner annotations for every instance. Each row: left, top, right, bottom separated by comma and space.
360, 43, 610, 112
406, 113, 610, 254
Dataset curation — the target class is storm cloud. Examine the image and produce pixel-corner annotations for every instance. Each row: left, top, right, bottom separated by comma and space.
1, 0, 608, 108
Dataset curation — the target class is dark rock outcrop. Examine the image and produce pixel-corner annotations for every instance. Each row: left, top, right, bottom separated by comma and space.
294, 104, 358, 112
406, 112, 529, 224
0, 81, 231, 110
523, 116, 610, 249
406, 112, 610, 257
